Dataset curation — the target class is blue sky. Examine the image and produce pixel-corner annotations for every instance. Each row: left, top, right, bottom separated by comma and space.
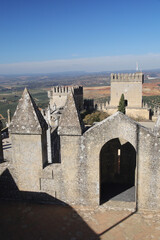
1, 0, 160, 73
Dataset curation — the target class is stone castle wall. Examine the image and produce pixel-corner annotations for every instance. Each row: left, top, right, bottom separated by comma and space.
40, 112, 160, 210
0, 88, 160, 212
126, 108, 149, 120
103, 107, 149, 120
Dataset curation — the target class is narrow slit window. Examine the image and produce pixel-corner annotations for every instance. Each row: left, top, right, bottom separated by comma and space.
117, 148, 121, 174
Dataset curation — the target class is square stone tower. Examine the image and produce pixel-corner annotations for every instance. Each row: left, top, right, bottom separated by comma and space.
48, 86, 83, 111
110, 73, 144, 108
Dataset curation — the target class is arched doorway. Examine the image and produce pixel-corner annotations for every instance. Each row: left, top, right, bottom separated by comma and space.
100, 138, 136, 204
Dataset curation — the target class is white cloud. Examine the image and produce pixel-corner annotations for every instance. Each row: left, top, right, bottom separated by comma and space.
0, 53, 160, 74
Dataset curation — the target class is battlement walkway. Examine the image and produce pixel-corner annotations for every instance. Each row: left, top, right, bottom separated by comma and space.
0, 201, 159, 240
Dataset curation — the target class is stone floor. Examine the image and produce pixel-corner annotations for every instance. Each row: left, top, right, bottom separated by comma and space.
100, 183, 135, 203
0, 201, 160, 240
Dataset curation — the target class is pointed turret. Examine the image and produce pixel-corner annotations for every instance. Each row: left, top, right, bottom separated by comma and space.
58, 92, 84, 136
9, 88, 48, 134
9, 88, 48, 191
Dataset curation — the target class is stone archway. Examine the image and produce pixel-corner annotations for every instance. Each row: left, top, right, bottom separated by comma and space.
100, 138, 136, 204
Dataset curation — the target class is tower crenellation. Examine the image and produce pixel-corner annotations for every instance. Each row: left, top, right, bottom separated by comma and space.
48, 85, 82, 95
111, 72, 144, 83
48, 85, 83, 111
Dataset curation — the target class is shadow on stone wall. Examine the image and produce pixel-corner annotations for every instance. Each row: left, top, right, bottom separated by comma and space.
0, 169, 99, 240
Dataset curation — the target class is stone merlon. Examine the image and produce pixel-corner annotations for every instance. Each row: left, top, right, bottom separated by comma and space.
58, 91, 84, 136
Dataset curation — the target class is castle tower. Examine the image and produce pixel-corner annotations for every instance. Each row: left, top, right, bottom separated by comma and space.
48, 85, 83, 111
9, 88, 48, 191
110, 72, 144, 108
0, 120, 3, 161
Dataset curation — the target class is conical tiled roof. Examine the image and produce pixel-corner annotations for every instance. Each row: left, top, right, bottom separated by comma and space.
58, 92, 83, 136
9, 88, 48, 134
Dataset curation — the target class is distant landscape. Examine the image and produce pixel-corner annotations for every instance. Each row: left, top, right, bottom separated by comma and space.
0, 70, 160, 124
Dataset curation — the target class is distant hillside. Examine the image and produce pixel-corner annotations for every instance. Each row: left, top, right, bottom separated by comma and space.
0, 70, 160, 123
1, 70, 160, 91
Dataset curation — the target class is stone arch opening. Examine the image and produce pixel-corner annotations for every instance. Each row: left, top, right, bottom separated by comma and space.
100, 138, 136, 204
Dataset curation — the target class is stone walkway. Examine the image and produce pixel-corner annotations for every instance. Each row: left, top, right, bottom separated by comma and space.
0, 201, 160, 240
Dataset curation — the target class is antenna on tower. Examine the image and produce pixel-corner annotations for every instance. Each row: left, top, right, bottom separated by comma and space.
136, 62, 139, 72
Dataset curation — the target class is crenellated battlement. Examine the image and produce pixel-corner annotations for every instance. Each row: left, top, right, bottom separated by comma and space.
48, 85, 83, 111
111, 72, 144, 83
48, 85, 83, 97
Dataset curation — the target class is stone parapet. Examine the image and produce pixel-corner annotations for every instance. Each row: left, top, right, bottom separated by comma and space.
48, 85, 83, 97
126, 108, 149, 120
111, 72, 144, 83
104, 107, 149, 120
